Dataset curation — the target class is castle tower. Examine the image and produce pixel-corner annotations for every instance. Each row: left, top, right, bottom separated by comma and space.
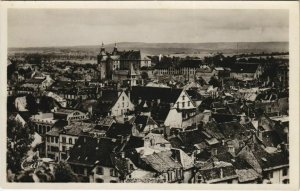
97, 42, 107, 80
100, 42, 106, 55
112, 42, 118, 55
128, 63, 138, 87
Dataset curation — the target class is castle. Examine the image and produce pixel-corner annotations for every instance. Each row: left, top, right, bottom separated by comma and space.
96, 43, 151, 81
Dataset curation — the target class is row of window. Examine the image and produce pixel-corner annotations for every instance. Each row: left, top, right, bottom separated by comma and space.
176, 101, 191, 108
96, 167, 118, 177
61, 136, 77, 144
47, 136, 59, 143
268, 168, 288, 179
68, 115, 85, 120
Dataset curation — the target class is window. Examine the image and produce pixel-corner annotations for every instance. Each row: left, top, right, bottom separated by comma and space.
95, 178, 104, 183
182, 95, 185, 100
177, 102, 179, 108
69, 138, 73, 144
47, 137, 50, 142
282, 168, 288, 176
47, 146, 50, 152
62, 146, 66, 152
110, 180, 117, 183
55, 137, 58, 143
74, 138, 78, 143
182, 102, 185, 108
110, 169, 118, 177
269, 172, 273, 179
122, 102, 124, 108
130, 164, 134, 171
96, 167, 103, 175
51, 137, 54, 143
188, 101, 190, 107
62, 137, 66, 143
122, 96, 124, 101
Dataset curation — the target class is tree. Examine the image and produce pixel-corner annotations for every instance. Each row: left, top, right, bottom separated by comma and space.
54, 161, 78, 182
39, 96, 54, 112
7, 119, 34, 173
209, 76, 221, 88
141, 72, 149, 80
25, 94, 38, 114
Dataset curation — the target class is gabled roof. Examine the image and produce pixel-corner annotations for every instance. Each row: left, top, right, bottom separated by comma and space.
62, 122, 96, 136
106, 122, 133, 138
67, 136, 124, 167
179, 59, 202, 68
131, 86, 182, 105
203, 121, 225, 140
120, 50, 141, 60
218, 121, 250, 140
186, 90, 202, 101
230, 63, 259, 74
129, 115, 157, 132
198, 161, 238, 183
251, 144, 289, 170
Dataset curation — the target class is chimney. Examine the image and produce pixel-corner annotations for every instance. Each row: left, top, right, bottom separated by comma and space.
220, 168, 223, 179
117, 135, 124, 144
157, 99, 161, 104
212, 148, 218, 156
127, 91, 130, 100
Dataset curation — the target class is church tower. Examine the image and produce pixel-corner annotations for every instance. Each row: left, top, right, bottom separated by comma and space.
97, 42, 107, 80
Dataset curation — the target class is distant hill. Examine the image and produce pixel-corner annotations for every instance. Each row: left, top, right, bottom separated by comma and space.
9, 42, 288, 56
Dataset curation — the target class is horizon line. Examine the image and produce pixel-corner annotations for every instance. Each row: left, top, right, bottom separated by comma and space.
8, 41, 289, 49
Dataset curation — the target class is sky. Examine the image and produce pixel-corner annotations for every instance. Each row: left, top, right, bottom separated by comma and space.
8, 9, 289, 48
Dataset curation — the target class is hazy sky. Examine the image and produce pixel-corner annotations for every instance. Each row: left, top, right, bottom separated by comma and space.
8, 9, 289, 48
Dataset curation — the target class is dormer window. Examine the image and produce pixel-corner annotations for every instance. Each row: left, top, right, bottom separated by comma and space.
182, 95, 185, 100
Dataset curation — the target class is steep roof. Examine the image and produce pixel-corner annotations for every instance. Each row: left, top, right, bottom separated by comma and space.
131, 86, 182, 104
67, 136, 124, 167
106, 122, 133, 138
198, 162, 238, 183
230, 63, 259, 74
179, 59, 202, 68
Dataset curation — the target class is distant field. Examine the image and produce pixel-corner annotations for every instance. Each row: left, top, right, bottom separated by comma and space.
9, 41, 288, 57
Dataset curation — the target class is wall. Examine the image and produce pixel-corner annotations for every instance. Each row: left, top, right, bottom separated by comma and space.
267, 167, 289, 184
90, 166, 119, 183
111, 91, 135, 116
174, 91, 196, 110
164, 109, 183, 129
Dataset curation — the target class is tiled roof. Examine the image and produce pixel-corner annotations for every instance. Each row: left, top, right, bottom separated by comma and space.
236, 169, 260, 183
203, 122, 225, 140
131, 86, 182, 105
198, 162, 238, 183
68, 136, 124, 167
230, 63, 259, 74
106, 123, 133, 138
62, 122, 96, 136
179, 59, 202, 68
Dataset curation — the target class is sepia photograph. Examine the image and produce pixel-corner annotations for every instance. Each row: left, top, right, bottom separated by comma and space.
1, 1, 299, 190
